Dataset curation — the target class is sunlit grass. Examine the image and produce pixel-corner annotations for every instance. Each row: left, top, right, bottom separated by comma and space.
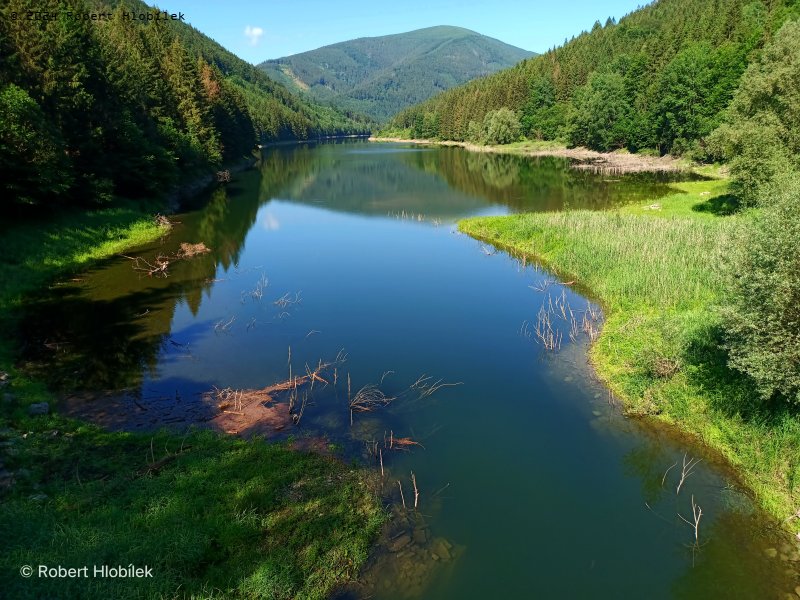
459, 177, 800, 525
0, 427, 384, 599
0, 201, 166, 314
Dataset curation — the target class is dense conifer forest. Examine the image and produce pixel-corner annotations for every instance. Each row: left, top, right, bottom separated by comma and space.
389, 0, 799, 158
0, 0, 369, 207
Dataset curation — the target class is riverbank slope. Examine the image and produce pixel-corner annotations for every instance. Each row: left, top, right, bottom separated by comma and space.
459, 177, 800, 527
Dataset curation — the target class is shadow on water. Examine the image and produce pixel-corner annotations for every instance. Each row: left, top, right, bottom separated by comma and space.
15, 141, 800, 599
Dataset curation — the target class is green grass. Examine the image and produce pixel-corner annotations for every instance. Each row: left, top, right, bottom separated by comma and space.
0, 425, 383, 599
459, 177, 800, 525
0, 202, 385, 598
0, 200, 166, 315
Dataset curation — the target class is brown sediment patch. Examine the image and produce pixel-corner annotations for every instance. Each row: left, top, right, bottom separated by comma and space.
60, 359, 340, 442
205, 377, 304, 437
369, 137, 686, 174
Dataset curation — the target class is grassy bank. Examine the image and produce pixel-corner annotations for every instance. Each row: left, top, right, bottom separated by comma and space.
0, 203, 385, 598
459, 177, 800, 525
0, 425, 383, 599
0, 200, 169, 410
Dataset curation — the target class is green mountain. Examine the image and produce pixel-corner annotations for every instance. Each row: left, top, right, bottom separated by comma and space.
389, 0, 800, 154
0, 0, 368, 207
259, 26, 535, 121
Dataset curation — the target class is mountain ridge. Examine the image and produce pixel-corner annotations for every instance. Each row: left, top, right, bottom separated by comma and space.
259, 26, 535, 121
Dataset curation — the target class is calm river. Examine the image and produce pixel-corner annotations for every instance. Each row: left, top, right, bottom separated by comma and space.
25, 142, 798, 598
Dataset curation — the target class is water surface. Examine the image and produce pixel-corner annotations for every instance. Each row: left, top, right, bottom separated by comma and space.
23, 142, 798, 598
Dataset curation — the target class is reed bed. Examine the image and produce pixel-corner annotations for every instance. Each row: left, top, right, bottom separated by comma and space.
474, 211, 736, 310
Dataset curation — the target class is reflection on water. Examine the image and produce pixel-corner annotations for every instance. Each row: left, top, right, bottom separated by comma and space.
20, 142, 799, 599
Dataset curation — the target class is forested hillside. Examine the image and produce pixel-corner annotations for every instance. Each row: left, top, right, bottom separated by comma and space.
259, 26, 534, 121
389, 0, 800, 154
0, 0, 368, 207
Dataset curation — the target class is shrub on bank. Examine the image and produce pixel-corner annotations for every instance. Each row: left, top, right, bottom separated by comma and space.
723, 180, 800, 403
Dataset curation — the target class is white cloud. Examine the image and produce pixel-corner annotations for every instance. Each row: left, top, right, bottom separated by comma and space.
244, 25, 264, 46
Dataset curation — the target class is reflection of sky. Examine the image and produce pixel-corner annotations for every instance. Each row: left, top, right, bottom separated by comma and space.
261, 212, 280, 230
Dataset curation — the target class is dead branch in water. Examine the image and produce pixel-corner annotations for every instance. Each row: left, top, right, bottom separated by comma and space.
409, 374, 463, 399
214, 315, 236, 333
386, 434, 425, 451
676, 453, 702, 496
274, 291, 302, 308
678, 495, 703, 543
529, 280, 552, 293
154, 214, 173, 229
661, 460, 679, 488
123, 239, 210, 278
350, 384, 395, 414
292, 391, 309, 425
122, 254, 171, 278
398, 480, 406, 510
411, 471, 419, 509
213, 386, 245, 412
432, 483, 450, 497
247, 272, 268, 301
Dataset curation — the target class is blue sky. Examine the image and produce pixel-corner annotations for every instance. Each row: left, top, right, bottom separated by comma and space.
161, 0, 649, 64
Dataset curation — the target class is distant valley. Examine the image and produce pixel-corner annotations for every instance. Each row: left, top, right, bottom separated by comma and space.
258, 26, 535, 121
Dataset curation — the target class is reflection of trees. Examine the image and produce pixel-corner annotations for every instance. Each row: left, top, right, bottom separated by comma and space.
255, 142, 686, 219
411, 148, 687, 212
266, 143, 489, 218
18, 141, 699, 392
21, 147, 336, 392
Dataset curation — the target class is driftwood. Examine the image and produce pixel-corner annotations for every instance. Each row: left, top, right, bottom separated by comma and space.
123, 241, 211, 278
176, 242, 210, 258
